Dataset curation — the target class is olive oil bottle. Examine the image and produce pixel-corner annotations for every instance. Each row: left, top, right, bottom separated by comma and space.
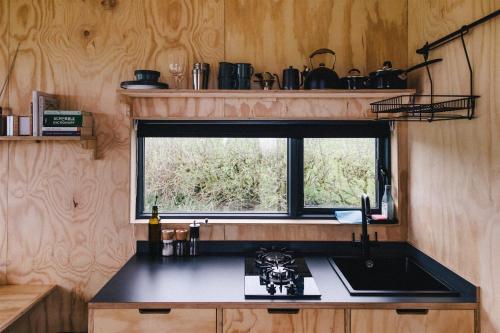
148, 196, 161, 256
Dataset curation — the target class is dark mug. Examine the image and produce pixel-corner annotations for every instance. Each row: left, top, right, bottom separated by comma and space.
218, 76, 235, 89
218, 62, 235, 78
234, 77, 251, 90
282, 66, 302, 90
234, 63, 254, 79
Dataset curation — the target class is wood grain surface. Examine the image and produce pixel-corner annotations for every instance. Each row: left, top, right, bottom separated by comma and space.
222, 308, 344, 333
406, 1, 499, 333
0, 0, 9, 286
225, 0, 408, 77
92, 308, 217, 333
0, 284, 55, 332
0, 0, 409, 331
350, 309, 475, 333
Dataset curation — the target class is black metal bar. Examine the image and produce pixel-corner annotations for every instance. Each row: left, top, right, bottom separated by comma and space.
267, 308, 300, 314
288, 138, 302, 218
460, 31, 475, 119
136, 137, 145, 218
138, 309, 171, 314
396, 309, 429, 315
416, 10, 499, 54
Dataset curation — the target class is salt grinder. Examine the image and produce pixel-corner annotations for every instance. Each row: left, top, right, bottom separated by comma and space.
161, 229, 175, 257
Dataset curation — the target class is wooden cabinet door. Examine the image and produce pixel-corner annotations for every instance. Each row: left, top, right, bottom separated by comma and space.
222, 308, 344, 333
351, 309, 475, 333
91, 308, 216, 333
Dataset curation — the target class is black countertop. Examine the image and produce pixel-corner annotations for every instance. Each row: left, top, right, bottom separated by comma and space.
90, 242, 477, 308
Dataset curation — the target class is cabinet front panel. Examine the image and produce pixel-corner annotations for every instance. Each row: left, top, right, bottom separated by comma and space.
92, 308, 216, 333
222, 308, 344, 333
351, 309, 474, 333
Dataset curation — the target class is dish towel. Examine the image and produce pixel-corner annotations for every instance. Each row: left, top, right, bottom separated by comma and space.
335, 210, 362, 224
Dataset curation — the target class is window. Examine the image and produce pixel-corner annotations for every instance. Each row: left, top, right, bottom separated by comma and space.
136, 121, 390, 219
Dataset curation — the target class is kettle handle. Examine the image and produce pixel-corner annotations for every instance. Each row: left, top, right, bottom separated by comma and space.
309, 48, 336, 70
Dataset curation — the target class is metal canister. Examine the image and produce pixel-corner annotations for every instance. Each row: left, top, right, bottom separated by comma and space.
192, 63, 210, 90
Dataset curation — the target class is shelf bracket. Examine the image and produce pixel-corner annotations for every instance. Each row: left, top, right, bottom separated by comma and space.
80, 139, 97, 160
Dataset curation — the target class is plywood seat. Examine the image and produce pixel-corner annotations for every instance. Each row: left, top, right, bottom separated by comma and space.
0, 284, 56, 332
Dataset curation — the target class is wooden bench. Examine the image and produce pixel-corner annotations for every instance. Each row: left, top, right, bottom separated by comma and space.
0, 285, 56, 332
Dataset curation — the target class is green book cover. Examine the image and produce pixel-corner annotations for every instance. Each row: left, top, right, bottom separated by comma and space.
43, 115, 93, 127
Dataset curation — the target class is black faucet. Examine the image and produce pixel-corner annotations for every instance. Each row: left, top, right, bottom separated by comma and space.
351, 194, 378, 264
360, 194, 371, 260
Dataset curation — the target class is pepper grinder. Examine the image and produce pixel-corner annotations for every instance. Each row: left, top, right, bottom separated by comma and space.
161, 229, 175, 257
175, 229, 188, 256
189, 220, 200, 256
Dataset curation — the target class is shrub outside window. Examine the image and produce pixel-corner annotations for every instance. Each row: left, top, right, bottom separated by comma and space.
136, 121, 390, 219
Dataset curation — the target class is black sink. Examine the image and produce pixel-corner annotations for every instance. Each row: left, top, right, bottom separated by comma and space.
329, 256, 460, 297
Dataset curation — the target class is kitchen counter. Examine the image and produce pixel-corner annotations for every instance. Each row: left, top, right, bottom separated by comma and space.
89, 242, 477, 310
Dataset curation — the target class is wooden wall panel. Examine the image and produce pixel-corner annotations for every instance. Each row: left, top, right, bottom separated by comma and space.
225, 0, 408, 77
0, 0, 9, 285
406, 1, 499, 332
223, 223, 404, 241
4, 0, 224, 331
0, 0, 409, 330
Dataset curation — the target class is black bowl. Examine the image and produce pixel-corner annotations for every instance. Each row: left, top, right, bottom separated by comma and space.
134, 70, 161, 82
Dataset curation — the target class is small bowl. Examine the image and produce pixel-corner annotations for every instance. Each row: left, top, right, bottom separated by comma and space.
134, 70, 161, 82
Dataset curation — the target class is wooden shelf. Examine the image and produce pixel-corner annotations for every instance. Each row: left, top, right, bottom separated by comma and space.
0, 135, 96, 141
0, 136, 97, 159
118, 89, 416, 121
118, 88, 416, 99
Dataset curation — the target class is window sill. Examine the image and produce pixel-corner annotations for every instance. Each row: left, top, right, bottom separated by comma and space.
131, 218, 400, 226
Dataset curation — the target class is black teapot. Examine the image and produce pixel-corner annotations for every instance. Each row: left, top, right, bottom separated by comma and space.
275, 66, 303, 90
303, 48, 339, 89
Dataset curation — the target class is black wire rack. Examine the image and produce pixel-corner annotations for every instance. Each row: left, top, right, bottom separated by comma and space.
371, 94, 478, 122
371, 10, 499, 122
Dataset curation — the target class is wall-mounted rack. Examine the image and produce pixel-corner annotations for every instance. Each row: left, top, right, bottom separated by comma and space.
371, 10, 499, 122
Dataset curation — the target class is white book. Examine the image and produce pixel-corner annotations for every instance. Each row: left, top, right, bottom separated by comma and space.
32, 90, 59, 136
42, 126, 91, 131
44, 110, 91, 116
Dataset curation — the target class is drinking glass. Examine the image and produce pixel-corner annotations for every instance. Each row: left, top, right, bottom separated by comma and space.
169, 62, 185, 89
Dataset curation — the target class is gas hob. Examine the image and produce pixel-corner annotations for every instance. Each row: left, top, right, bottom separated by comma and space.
244, 248, 321, 300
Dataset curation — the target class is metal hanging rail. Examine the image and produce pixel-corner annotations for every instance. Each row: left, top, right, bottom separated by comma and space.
371, 9, 499, 122
416, 10, 500, 55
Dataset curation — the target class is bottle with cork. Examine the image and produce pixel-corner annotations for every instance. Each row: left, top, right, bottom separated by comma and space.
148, 196, 161, 256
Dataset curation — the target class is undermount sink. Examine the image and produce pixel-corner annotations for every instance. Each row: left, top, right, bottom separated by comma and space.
329, 256, 460, 297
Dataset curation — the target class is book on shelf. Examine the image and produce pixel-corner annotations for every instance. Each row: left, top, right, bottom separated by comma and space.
6, 115, 19, 136
43, 110, 92, 116
43, 114, 93, 127
32, 91, 59, 136
42, 126, 93, 137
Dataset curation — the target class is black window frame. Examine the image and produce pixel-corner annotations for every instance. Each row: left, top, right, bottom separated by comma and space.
135, 120, 391, 220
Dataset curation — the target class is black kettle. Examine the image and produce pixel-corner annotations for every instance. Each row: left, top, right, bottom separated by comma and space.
303, 48, 339, 89
276, 66, 303, 90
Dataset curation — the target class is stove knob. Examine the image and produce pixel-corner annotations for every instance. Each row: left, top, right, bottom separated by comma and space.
286, 283, 297, 295
267, 283, 276, 295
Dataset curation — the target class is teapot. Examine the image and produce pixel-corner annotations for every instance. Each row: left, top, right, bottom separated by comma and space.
303, 48, 339, 89
275, 66, 303, 90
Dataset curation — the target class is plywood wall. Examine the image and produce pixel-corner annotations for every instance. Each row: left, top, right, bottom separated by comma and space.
0, 0, 10, 285
225, 0, 407, 77
0, 0, 407, 330
406, 1, 499, 332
